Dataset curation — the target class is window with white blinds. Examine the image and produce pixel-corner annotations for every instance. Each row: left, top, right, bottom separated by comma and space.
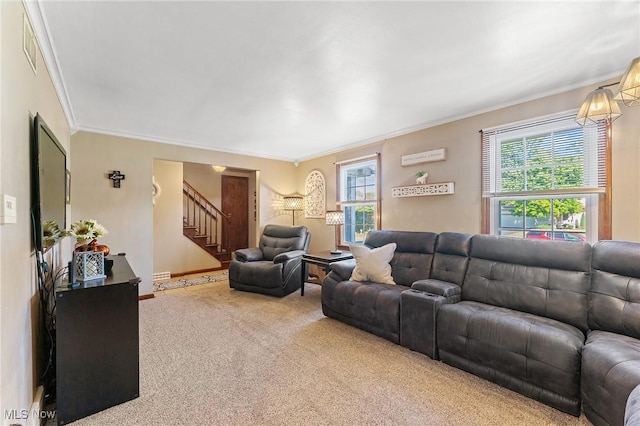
480, 111, 610, 242
481, 112, 607, 197
336, 154, 380, 245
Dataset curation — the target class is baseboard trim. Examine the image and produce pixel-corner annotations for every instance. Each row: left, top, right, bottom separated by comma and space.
171, 266, 227, 278
139, 293, 155, 301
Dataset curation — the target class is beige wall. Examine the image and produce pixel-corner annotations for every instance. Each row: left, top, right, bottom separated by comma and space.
1, 1, 71, 419
299, 81, 640, 243
71, 132, 299, 295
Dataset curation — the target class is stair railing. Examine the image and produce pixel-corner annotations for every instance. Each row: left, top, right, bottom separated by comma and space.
183, 181, 231, 253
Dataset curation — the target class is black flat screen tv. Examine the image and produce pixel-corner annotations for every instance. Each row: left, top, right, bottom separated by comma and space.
31, 113, 67, 252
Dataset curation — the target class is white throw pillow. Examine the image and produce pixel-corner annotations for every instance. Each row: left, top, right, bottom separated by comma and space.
349, 243, 397, 284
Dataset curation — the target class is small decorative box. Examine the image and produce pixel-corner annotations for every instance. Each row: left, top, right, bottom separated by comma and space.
74, 251, 107, 282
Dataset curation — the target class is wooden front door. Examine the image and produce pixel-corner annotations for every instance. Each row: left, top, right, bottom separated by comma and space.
222, 175, 249, 252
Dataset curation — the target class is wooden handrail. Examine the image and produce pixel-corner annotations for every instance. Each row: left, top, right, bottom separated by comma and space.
183, 181, 231, 221
183, 181, 231, 253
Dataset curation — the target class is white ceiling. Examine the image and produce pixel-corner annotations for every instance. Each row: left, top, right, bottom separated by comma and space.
33, 1, 640, 162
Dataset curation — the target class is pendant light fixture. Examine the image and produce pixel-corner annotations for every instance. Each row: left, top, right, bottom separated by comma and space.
575, 56, 640, 127
614, 56, 640, 107
575, 85, 622, 127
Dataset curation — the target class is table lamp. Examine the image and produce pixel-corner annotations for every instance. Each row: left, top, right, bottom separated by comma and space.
326, 210, 345, 254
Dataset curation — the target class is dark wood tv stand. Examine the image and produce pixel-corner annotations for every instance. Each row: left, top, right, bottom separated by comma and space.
55, 254, 140, 425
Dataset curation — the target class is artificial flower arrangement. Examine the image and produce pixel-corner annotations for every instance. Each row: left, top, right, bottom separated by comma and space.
67, 219, 108, 243
42, 219, 109, 251
42, 220, 62, 247
67, 219, 109, 253
42, 219, 110, 256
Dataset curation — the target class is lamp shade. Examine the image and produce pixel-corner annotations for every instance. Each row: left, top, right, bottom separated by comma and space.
283, 196, 303, 211
575, 87, 622, 127
614, 56, 640, 107
325, 210, 345, 226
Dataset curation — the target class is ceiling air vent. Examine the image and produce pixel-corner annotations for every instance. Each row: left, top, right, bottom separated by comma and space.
23, 14, 37, 74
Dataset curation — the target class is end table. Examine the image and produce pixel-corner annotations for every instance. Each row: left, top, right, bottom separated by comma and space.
301, 251, 353, 296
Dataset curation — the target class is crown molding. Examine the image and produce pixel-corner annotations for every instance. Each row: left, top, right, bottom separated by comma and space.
76, 125, 296, 163
23, 0, 78, 133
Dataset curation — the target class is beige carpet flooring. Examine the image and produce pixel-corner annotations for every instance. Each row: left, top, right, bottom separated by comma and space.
69, 281, 593, 425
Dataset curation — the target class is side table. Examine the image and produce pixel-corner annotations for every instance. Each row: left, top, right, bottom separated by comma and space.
56, 254, 140, 425
301, 251, 353, 296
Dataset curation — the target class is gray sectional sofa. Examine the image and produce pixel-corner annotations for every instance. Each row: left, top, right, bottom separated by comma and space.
582, 241, 640, 425
322, 230, 438, 343
321, 230, 640, 425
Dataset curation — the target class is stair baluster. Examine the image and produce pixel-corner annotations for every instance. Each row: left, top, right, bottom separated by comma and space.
182, 181, 232, 265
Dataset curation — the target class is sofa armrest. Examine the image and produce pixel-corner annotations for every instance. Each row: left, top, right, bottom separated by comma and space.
234, 247, 263, 262
401, 289, 448, 360
273, 250, 305, 264
328, 258, 357, 281
412, 279, 461, 299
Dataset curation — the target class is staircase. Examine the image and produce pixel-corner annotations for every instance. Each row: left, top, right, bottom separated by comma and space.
183, 181, 232, 267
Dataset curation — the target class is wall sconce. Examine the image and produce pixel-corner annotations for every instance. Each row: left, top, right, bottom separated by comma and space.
325, 210, 345, 254
576, 56, 640, 126
283, 196, 304, 225
211, 165, 226, 172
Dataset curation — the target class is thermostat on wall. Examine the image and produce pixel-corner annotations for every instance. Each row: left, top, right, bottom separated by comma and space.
0, 194, 17, 224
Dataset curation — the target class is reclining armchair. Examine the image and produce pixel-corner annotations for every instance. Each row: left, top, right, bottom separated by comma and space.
229, 224, 311, 297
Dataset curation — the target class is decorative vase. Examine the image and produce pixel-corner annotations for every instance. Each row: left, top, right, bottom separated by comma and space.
94, 243, 111, 256
74, 239, 110, 256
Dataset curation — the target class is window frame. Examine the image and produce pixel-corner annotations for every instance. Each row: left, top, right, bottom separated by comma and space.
335, 154, 381, 248
491, 193, 598, 242
481, 112, 611, 242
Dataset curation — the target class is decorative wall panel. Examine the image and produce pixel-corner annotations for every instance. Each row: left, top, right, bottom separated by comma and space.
305, 170, 325, 218
391, 182, 455, 198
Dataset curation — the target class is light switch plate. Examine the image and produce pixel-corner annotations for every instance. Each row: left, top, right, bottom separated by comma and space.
1, 194, 17, 224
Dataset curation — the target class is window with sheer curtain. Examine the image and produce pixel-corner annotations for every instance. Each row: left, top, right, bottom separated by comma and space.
336, 155, 380, 246
481, 111, 610, 242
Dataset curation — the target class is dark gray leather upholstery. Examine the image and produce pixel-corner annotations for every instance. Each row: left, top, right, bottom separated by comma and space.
321, 230, 437, 343
322, 282, 410, 343
402, 232, 472, 359
582, 240, 640, 426
583, 331, 640, 426
437, 235, 591, 416
626, 384, 640, 426
589, 240, 640, 338
430, 231, 472, 285
438, 301, 585, 414
229, 224, 310, 297
411, 231, 472, 303
462, 235, 591, 332
322, 230, 640, 420
365, 230, 438, 286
